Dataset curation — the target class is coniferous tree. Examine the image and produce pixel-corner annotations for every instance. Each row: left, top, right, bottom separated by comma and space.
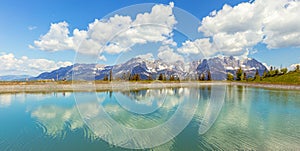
133, 74, 140, 81
109, 69, 113, 81
131, 74, 135, 81
254, 69, 260, 80
169, 75, 175, 81
103, 74, 108, 81
269, 67, 277, 77
296, 65, 300, 72
236, 67, 243, 81
136, 74, 140, 81
207, 70, 212, 81
158, 73, 163, 81
243, 72, 247, 81
200, 74, 205, 81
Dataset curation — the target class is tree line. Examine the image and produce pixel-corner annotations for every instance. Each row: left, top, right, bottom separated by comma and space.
101, 65, 300, 82
103, 70, 213, 81
227, 65, 299, 81
197, 70, 212, 81
102, 70, 180, 81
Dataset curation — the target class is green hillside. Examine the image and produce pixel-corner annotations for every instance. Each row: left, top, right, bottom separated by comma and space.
259, 71, 300, 85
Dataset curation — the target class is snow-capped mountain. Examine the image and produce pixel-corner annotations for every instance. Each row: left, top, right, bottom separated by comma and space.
32, 63, 113, 81
31, 56, 268, 81
112, 57, 186, 80
196, 56, 268, 80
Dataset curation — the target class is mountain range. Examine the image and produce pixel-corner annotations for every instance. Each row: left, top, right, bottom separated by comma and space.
0, 75, 33, 81
29, 56, 268, 81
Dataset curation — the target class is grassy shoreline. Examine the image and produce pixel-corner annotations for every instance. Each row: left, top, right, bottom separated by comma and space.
0, 81, 299, 93
229, 82, 300, 90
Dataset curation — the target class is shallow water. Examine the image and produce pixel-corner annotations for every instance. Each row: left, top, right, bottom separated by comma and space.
0, 86, 299, 150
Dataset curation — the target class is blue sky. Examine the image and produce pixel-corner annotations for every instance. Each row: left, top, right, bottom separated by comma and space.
0, 0, 299, 76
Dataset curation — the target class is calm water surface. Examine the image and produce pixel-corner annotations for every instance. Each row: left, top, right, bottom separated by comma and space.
0, 86, 299, 150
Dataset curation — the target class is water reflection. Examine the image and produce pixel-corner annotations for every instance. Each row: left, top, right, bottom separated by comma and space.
73, 85, 226, 149
26, 86, 227, 149
23, 88, 191, 148
114, 89, 168, 114
198, 85, 226, 135
31, 105, 85, 139
5, 86, 298, 150
75, 87, 199, 149
0, 92, 72, 108
0, 94, 12, 107
199, 86, 300, 150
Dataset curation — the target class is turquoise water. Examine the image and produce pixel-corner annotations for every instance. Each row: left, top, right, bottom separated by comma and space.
0, 86, 299, 150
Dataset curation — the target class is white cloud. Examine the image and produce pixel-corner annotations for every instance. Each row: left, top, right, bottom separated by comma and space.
133, 2, 176, 27
199, 3, 263, 36
28, 26, 37, 31
33, 22, 74, 51
32, 3, 176, 56
178, 38, 215, 57
162, 38, 177, 46
136, 53, 154, 61
262, 0, 300, 49
192, 0, 300, 57
98, 55, 107, 62
196, 1, 264, 57
0, 53, 72, 76
103, 3, 176, 53
158, 45, 184, 63
30, 1, 300, 59
136, 53, 154, 59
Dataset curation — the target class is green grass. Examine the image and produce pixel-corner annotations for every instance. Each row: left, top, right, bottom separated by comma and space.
249, 71, 300, 85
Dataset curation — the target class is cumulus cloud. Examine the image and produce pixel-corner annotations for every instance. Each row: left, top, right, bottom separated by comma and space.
32, 22, 74, 51
31, 0, 300, 59
178, 38, 215, 56
0, 53, 72, 76
158, 45, 184, 63
179, 0, 300, 57
262, 0, 300, 49
136, 53, 154, 61
32, 2, 176, 55
162, 38, 177, 46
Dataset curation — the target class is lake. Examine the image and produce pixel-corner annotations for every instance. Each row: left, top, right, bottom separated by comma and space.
0, 85, 299, 150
